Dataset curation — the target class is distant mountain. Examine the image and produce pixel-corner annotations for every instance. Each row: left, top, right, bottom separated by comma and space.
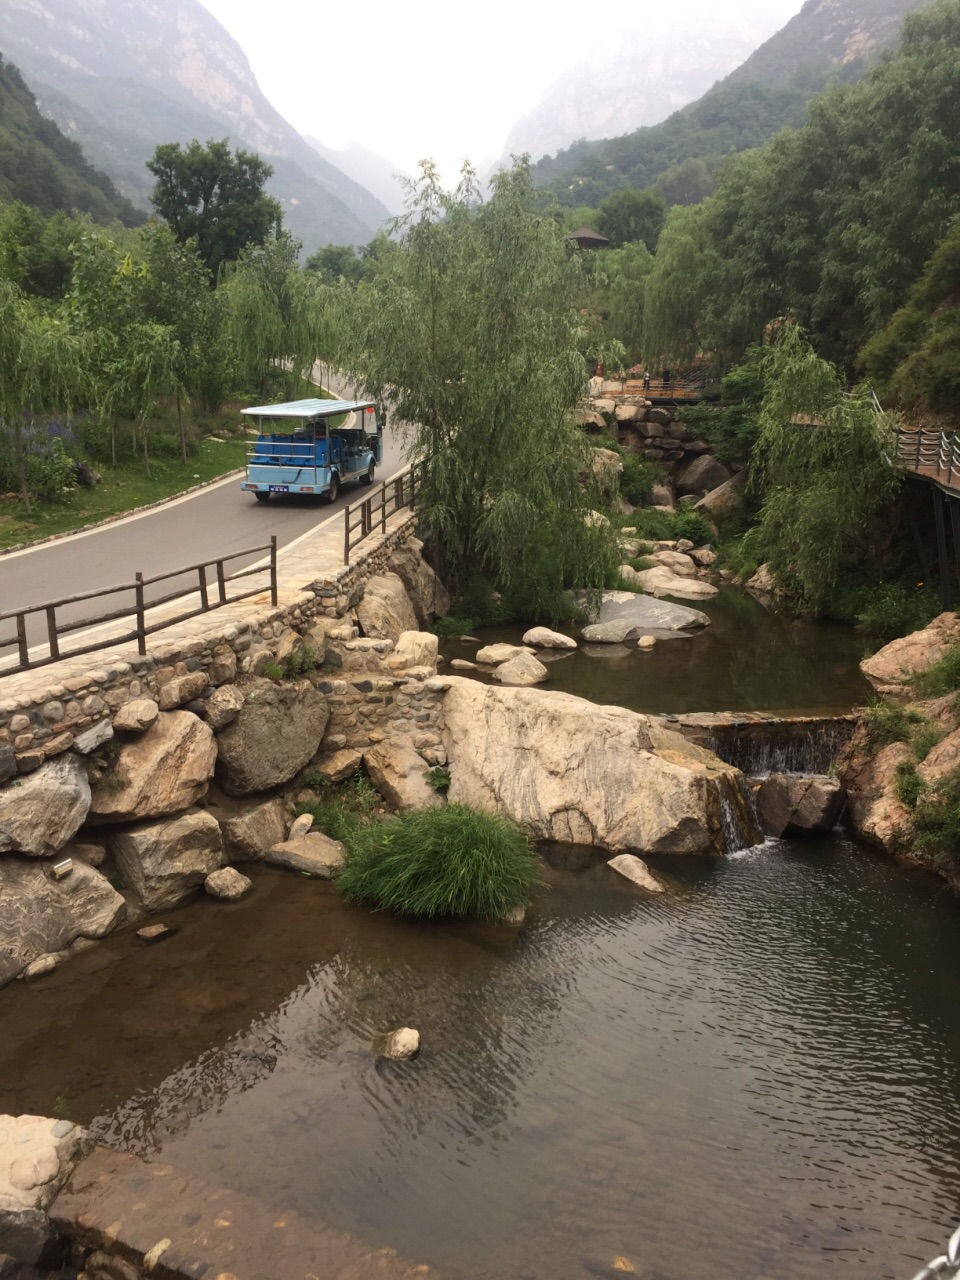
0, 0, 390, 251
305, 138, 410, 220
503, 3, 792, 166
0, 52, 143, 224
532, 0, 932, 208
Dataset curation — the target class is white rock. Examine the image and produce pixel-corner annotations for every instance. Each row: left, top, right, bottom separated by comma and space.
364, 736, 443, 812
72, 720, 114, 754
637, 635, 657, 650
0, 755, 90, 857
355, 573, 419, 643
475, 643, 534, 666
288, 812, 314, 840
651, 550, 699, 578
607, 854, 665, 893
493, 653, 550, 686
376, 1028, 421, 1060
450, 659, 477, 670
204, 868, 252, 901
265, 833, 346, 878
522, 627, 578, 651
22, 956, 58, 980
634, 567, 719, 600
112, 698, 159, 733
441, 679, 757, 855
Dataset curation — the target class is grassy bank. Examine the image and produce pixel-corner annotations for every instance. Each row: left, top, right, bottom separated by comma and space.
0, 433, 247, 551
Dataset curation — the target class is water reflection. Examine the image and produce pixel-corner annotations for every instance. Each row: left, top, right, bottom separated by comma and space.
1, 845, 959, 1279
441, 586, 871, 714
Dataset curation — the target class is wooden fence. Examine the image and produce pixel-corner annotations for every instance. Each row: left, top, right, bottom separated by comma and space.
343, 466, 422, 564
0, 538, 277, 676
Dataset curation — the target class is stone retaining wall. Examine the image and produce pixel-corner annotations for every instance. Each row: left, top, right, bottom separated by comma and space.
0, 512, 420, 777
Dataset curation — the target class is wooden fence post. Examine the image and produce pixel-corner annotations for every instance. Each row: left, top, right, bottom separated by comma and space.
16, 614, 28, 670
344, 504, 351, 565
270, 535, 278, 606
135, 573, 146, 656
45, 606, 59, 662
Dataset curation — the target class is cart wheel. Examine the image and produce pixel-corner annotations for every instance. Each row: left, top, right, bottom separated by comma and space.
254, 491, 271, 503
324, 473, 340, 503
360, 461, 375, 485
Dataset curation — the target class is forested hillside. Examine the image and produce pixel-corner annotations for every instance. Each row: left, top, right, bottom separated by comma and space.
533, 0, 930, 207
0, 54, 143, 226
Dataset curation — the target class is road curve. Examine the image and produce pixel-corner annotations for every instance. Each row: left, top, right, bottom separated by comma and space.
0, 425, 407, 649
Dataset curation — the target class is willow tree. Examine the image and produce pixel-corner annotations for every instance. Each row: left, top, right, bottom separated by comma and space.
343, 158, 610, 620
745, 326, 902, 607
0, 280, 86, 513
222, 231, 330, 400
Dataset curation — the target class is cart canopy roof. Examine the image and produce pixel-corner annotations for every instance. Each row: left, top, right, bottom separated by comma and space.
241, 398, 376, 420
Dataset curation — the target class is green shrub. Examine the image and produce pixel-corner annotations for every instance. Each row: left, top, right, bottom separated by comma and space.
863, 700, 922, 749
336, 804, 543, 920
913, 646, 960, 699
912, 726, 944, 763
424, 767, 451, 792
282, 644, 317, 679
630, 507, 713, 547
895, 761, 924, 809
619, 452, 663, 506
913, 769, 960, 863
296, 771, 380, 844
835, 582, 940, 645
433, 615, 476, 638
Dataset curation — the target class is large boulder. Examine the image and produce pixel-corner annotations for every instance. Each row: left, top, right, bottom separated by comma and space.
363, 736, 443, 812
110, 810, 222, 911
0, 860, 125, 978
441, 679, 757, 855
634, 567, 719, 601
522, 626, 578, 651
475, 643, 534, 666
355, 572, 419, 642
391, 630, 439, 671
756, 774, 846, 837
0, 755, 90, 857
388, 537, 451, 625
493, 653, 549, 686
861, 613, 960, 695
89, 711, 216, 822
695, 469, 747, 516
651, 550, 698, 578
838, 731, 913, 855
218, 797, 287, 863
675, 455, 732, 497
215, 679, 329, 796
580, 591, 710, 643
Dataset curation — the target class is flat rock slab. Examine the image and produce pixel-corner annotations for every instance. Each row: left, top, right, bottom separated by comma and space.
265, 833, 346, 878
580, 592, 710, 644
50, 1146, 433, 1280
607, 854, 664, 893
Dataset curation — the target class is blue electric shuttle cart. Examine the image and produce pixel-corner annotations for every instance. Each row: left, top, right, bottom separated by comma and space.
240, 398, 384, 504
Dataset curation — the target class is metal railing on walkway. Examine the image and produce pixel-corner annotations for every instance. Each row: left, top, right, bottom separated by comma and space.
896, 425, 960, 490
0, 538, 277, 676
343, 466, 422, 564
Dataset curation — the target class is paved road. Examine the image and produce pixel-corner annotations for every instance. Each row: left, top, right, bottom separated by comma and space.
0, 425, 407, 659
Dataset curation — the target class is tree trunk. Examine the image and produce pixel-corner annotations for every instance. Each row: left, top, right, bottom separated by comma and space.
141, 420, 152, 479
13, 418, 30, 516
177, 389, 186, 464
110, 416, 117, 467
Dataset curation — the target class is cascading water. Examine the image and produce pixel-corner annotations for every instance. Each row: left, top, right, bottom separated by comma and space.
713, 773, 763, 853
679, 715, 857, 778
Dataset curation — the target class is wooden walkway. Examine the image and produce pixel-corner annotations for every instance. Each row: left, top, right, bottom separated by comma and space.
604, 378, 710, 404
895, 426, 960, 497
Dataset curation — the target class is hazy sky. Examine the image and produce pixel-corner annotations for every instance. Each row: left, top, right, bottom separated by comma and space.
200, 0, 805, 177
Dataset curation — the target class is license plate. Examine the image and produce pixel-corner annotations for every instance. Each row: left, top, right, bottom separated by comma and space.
269, 484, 289, 493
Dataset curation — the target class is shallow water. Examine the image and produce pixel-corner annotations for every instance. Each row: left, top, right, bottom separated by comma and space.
441, 587, 871, 714
3, 839, 960, 1279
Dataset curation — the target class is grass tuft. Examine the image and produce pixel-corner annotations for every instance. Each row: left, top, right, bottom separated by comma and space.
336, 804, 542, 921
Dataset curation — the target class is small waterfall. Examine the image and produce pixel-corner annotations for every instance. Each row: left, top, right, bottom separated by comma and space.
668, 714, 857, 778
713, 773, 762, 854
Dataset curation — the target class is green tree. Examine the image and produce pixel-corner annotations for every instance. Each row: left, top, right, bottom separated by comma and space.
343, 158, 611, 620
305, 243, 365, 285
147, 138, 283, 277
745, 326, 902, 607
0, 279, 86, 512
597, 188, 666, 250
222, 230, 330, 399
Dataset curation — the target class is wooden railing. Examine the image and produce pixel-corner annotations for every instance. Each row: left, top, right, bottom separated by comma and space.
0, 538, 278, 676
343, 466, 422, 564
600, 378, 712, 402
896, 426, 960, 488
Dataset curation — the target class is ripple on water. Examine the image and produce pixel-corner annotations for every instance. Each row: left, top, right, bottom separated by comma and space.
0, 841, 959, 1279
